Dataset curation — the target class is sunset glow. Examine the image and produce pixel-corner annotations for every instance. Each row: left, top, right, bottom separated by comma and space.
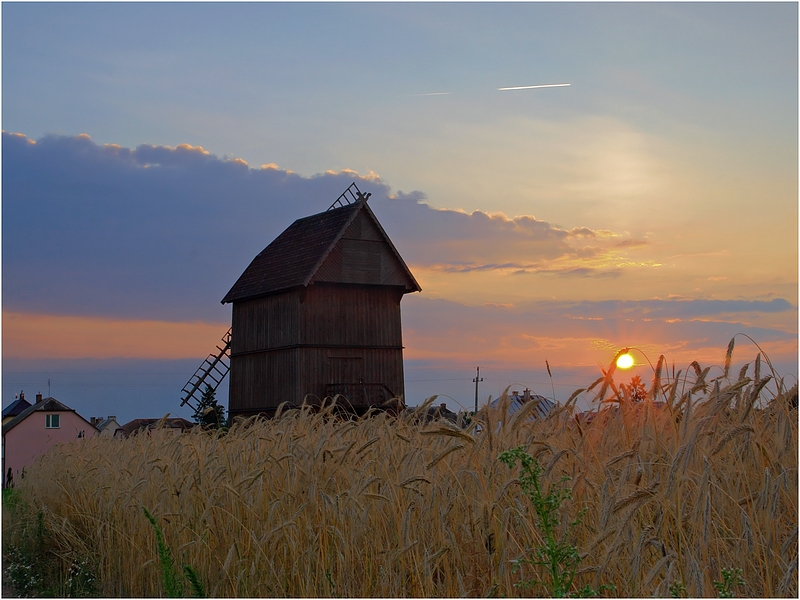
3, 311, 228, 360
2, 3, 796, 423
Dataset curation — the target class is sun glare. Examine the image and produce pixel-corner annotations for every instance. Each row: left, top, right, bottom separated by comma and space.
616, 352, 634, 369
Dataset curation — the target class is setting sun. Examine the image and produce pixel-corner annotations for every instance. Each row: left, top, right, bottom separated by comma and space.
616, 352, 634, 369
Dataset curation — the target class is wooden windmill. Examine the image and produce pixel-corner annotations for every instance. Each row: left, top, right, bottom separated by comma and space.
181, 183, 420, 419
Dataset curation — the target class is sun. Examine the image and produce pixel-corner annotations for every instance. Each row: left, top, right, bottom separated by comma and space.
616, 352, 634, 369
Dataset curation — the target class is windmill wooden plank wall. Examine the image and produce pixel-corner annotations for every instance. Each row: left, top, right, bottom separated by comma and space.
222, 189, 420, 418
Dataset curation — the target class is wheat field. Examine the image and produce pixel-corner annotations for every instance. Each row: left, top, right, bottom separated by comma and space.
3, 348, 798, 597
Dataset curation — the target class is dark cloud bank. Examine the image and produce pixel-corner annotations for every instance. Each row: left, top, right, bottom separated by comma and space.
2, 131, 642, 322
5, 131, 796, 322
3, 132, 796, 420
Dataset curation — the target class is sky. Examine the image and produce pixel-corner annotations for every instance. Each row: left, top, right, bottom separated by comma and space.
2, 2, 797, 423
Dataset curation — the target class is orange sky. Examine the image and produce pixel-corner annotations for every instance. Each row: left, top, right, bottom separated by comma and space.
3, 312, 228, 360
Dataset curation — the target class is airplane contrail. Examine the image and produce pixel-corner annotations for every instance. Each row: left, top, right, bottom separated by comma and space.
497, 83, 571, 91
403, 84, 570, 98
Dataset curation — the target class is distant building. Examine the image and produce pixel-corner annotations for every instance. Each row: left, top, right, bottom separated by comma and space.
2, 396, 98, 487
489, 389, 556, 420
114, 417, 195, 438
90, 415, 121, 437
410, 402, 460, 425
2, 391, 33, 425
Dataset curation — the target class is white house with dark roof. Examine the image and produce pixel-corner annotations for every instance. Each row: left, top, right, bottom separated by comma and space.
489, 389, 556, 420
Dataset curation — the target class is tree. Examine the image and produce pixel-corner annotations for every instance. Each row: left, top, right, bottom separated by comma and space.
620, 375, 647, 402
192, 384, 225, 428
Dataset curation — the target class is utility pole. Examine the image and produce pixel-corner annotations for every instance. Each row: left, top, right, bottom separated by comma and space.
473, 367, 483, 413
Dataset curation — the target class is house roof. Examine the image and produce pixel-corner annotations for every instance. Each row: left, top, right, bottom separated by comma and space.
114, 417, 195, 437
2, 397, 94, 435
3, 397, 32, 419
414, 403, 459, 424
222, 199, 420, 304
96, 417, 119, 431
489, 392, 556, 420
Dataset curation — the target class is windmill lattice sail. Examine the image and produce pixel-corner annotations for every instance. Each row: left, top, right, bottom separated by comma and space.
180, 328, 232, 412
327, 181, 370, 211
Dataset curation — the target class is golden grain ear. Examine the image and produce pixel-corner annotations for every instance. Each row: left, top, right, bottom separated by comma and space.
723, 337, 736, 379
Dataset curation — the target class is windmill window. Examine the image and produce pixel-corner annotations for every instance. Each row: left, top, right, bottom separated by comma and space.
45, 414, 60, 429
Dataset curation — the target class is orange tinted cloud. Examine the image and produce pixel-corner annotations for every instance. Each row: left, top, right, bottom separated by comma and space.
3, 312, 228, 359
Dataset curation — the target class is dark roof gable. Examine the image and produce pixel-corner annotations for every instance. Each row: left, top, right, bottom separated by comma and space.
222, 199, 420, 304
2, 397, 93, 435
3, 397, 32, 419
115, 417, 195, 437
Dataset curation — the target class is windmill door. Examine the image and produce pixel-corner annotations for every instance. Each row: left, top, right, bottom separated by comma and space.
326, 355, 368, 405
328, 356, 363, 385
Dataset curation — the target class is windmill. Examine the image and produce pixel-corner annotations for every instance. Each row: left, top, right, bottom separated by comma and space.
180, 181, 419, 419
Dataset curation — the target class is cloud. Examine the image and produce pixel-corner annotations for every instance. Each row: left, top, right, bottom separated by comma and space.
379, 191, 640, 275
3, 131, 795, 380
2, 132, 392, 321
553, 298, 795, 320
2, 131, 637, 322
426, 261, 624, 278
402, 295, 797, 372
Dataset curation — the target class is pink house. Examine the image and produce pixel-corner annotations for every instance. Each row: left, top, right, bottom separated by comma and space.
2, 396, 98, 487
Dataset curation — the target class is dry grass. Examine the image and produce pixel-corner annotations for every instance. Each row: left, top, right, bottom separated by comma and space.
3, 348, 797, 597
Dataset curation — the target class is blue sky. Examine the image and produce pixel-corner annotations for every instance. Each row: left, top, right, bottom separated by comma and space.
2, 3, 797, 423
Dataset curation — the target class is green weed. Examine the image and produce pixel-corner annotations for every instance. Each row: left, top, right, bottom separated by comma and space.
500, 446, 613, 598
142, 506, 206, 598
713, 567, 745, 598
669, 581, 686, 597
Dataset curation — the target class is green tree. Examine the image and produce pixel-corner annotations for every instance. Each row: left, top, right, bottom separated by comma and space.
192, 384, 225, 428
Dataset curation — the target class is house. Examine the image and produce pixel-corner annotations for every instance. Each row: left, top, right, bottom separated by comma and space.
221, 184, 421, 419
2, 396, 98, 487
89, 415, 121, 436
489, 389, 556, 420
113, 417, 195, 438
411, 402, 460, 425
2, 391, 32, 425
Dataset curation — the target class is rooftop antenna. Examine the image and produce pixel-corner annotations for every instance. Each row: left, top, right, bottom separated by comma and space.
328, 182, 371, 211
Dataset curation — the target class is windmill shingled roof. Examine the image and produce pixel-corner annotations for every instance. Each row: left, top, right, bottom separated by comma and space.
222, 199, 419, 303
222, 203, 361, 304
